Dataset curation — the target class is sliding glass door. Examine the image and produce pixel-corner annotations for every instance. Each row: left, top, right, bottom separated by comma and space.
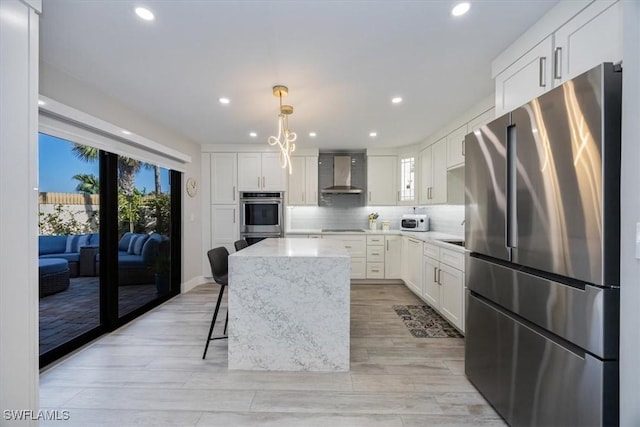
38, 133, 181, 367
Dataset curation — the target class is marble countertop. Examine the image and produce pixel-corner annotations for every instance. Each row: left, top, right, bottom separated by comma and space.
230, 237, 350, 258
284, 229, 467, 252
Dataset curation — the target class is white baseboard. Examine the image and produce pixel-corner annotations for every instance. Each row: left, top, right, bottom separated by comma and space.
182, 275, 211, 293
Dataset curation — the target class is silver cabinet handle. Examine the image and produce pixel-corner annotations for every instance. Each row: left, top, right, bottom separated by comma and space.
233, 186, 236, 201
386, 240, 389, 251
345, 245, 352, 249
462, 139, 465, 156
397, 190, 400, 202
372, 252, 380, 256
233, 208, 236, 223
539, 56, 547, 88
262, 176, 265, 188
368, 191, 371, 202
372, 269, 379, 273
257, 177, 260, 188
554, 47, 562, 80
437, 268, 441, 284
433, 266, 438, 283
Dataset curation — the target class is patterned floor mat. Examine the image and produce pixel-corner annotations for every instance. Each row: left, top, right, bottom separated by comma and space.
392, 304, 463, 338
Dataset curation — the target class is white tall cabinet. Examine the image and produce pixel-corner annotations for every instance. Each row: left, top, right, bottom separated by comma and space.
238, 152, 286, 191
207, 153, 239, 258
1, 0, 40, 421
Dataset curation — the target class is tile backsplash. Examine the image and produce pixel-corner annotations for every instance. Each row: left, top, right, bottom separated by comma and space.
287, 204, 464, 236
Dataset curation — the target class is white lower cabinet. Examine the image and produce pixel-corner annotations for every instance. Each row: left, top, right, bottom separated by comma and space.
403, 237, 423, 295
421, 242, 465, 332
384, 235, 402, 279
323, 234, 366, 279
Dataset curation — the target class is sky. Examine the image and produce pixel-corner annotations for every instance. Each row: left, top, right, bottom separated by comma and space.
38, 133, 170, 194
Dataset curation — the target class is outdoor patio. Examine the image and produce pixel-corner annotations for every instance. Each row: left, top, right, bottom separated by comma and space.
39, 277, 159, 355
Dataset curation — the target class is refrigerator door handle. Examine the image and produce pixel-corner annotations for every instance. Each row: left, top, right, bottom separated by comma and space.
506, 124, 517, 249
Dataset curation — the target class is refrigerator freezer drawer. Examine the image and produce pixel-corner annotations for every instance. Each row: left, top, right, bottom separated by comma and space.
466, 256, 619, 359
465, 293, 618, 427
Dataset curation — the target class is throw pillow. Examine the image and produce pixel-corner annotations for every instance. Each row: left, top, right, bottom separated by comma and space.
65, 234, 91, 253
132, 235, 149, 255
127, 235, 140, 254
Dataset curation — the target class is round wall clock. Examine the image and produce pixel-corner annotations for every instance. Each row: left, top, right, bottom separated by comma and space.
186, 177, 197, 197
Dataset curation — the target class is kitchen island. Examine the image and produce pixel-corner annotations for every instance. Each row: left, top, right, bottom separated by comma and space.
228, 238, 350, 372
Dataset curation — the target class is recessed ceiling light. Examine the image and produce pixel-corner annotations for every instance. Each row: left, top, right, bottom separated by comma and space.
451, 2, 470, 17
249, 132, 257, 137
135, 7, 155, 21
309, 132, 317, 137
391, 97, 403, 104
218, 97, 230, 105
38, 100, 45, 106
122, 130, 132, 135
369, 132, 377, 137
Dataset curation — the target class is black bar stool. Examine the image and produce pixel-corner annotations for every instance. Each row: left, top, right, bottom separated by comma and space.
202, 246, 229, 359
234, 239, 248, 251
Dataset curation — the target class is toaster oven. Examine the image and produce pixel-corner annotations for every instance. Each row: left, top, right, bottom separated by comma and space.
400, 214, 428, 231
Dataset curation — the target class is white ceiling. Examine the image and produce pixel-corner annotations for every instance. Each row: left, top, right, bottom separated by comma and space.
40, 0, 559, 150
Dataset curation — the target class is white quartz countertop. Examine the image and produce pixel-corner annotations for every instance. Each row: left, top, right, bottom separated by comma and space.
230, 237, 350, 258
284, 229, 466, 252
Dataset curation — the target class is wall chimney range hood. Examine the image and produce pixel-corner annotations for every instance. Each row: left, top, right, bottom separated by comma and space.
321, 155, 363, 194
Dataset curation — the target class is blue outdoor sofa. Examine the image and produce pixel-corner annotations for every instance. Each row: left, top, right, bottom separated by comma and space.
38, 232, 167, 285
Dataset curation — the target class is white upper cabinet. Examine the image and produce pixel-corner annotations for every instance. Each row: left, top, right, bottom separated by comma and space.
288, 156, 318, 206
420, 139, 447, 205
446, 124, 467, 169
367, 156, 397, 206
238, 152, 286, 191
554, 0, 622, 84
494, 0, 622, 116
210, 153, 237, 204
495, 35, 553, 115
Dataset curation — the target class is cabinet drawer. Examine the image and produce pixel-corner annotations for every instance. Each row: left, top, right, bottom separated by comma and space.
324, 235, 366, 257
367, 235, 385, 245
366, 245, 385, 262
366, 262, 385, 279
440, 248, 464, 270
423, 242, 440, 260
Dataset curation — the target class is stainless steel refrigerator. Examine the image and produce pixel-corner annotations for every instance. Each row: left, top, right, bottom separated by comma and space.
464, 63, 621, 426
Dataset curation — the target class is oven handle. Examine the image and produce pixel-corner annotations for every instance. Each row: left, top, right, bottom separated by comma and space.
240, 199, 283, 204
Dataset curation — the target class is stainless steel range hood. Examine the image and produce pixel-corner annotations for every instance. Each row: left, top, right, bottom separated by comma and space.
321, 155, 363, 194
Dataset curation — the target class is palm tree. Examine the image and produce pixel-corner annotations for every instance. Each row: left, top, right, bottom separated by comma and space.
72, 173, 100, 194
72, 144, 143, 196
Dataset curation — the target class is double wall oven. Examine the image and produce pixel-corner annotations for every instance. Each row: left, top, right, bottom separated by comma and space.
239, 192, 284, 245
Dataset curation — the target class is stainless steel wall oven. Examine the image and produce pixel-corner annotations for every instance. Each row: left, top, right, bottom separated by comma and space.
239, 192, 284, 245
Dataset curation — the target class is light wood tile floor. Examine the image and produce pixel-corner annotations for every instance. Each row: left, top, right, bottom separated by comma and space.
40, 283, 505, 426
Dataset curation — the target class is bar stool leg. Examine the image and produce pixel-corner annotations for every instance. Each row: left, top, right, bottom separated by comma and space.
202, 284, 225, 359
223, 311, 229, 335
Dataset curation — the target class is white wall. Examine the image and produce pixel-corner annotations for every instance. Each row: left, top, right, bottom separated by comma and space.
40, 62, 204, 291
0, 0, 40, 424
619, 1, 640, 424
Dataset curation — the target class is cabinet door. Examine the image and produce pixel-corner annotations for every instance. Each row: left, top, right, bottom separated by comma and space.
419, 147, 432, 204
431, 138, 448, 204
401, 236, 409, 283
237, 153, 262, 191
210, 205, 238, 254
554, 0, 622, 84
495, 35, 553, 115
261, 152, 287, 191
305, 156, 318, 205
351, 258, 366, 279
367, 156, 397, 205
446, 125, 467, 169
384, 235, 402, 279
439, 263, 463, 330
405, 238, 423, 295
422, 256, 440, 308
287, 157, 306, 205
210, 153, 237, 204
